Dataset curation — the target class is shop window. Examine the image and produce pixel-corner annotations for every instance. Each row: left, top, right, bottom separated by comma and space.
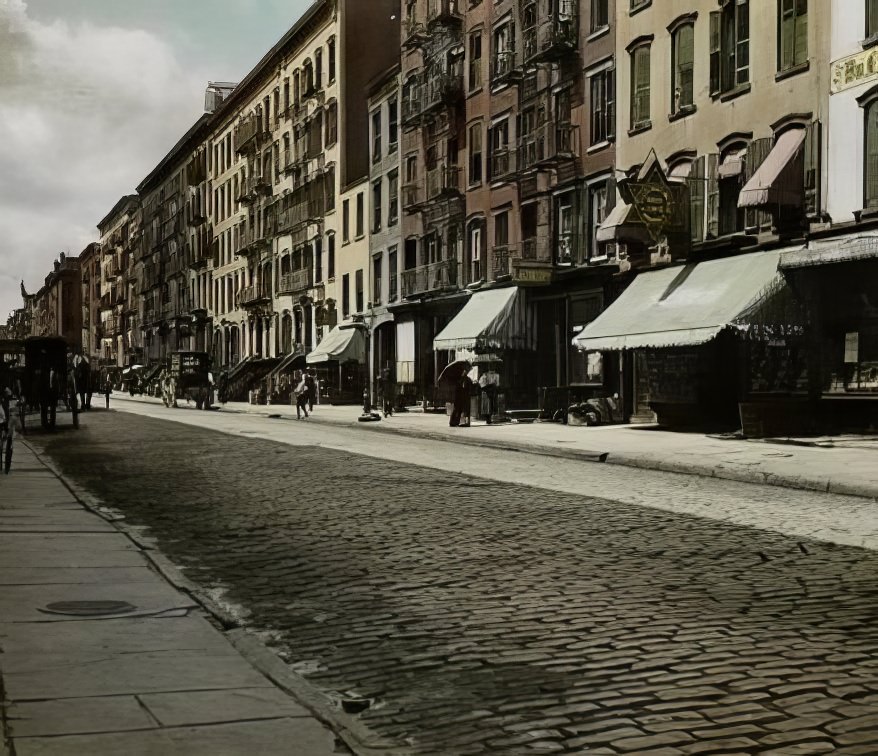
710, 1, 749, 97
778, 0, 807, 73
671, 23, 695, 114
629, 43, 651, 132
569, 295, 604, 385
830, 328, 878, 393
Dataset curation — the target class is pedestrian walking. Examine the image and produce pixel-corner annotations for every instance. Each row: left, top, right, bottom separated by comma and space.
304, 370, 316, 413
103, 376, 112, 409
449, 372, 473, 427
478, 368, 499, 424
0, 391, 19, 474
294, 373, 309, 419
381, 366, 395, 418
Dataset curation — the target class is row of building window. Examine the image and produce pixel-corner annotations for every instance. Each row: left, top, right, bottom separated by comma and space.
629, 1, 810, 133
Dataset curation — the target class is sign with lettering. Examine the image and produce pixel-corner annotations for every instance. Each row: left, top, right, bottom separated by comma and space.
831, 49, 878, 94
618, 151, 689, 245
513, 265, 553, 285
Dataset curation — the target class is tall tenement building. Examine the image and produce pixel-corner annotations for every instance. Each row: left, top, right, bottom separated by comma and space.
204, 0, 398, 402
394, 0, 619, 408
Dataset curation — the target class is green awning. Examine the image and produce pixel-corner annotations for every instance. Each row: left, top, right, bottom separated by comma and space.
574, 250, 785, 351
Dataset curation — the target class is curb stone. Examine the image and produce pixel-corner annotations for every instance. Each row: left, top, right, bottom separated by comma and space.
115, 396, 878, 500
239, 407, 878, 502
22, 439, 410, 756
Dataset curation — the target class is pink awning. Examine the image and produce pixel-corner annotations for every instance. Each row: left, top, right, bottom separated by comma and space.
738, 128, 806, 208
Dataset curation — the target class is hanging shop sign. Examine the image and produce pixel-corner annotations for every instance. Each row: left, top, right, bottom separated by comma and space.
618, 151, 689, 243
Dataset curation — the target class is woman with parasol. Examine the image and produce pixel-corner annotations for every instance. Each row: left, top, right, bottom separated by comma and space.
437, 359, 472, 427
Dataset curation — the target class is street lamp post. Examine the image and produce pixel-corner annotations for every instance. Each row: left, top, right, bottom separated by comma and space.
352, 312, 380, 422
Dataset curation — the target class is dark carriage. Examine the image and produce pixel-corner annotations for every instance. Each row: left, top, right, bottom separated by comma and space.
20, 336, 79, 432
162, 351, 212, 410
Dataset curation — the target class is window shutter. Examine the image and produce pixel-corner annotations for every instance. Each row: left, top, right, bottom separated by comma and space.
709, 12, 721, 96
607, 68, 616, 140
605, 175, 617, 215
706, 153, 720, 239
804, 120, 821, 218
743, 137, 773, 233
688, 155, 705, 243
308, 113, 323, 159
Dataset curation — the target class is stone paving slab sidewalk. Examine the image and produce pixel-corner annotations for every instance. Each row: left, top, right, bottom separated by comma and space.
116, 394, 878, 500
0, 441, 366, 756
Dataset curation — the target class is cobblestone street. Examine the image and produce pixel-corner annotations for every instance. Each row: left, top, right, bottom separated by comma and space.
31, 410, 878, 755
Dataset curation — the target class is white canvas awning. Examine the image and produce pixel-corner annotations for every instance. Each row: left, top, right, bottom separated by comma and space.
306, 325, 366, 364
738, 128, 806, 208
718, 147, 747, 178
433, 287, 532, 352
573, 251, 784, 352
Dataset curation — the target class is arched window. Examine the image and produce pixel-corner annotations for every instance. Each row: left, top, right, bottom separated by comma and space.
866, 99, 878, 209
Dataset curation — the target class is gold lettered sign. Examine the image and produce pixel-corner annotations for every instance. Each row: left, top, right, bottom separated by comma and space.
831, 48, 878, 94
513, 265, 552, 285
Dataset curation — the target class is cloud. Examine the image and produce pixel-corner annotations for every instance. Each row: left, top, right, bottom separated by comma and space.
0, 0, 209, 318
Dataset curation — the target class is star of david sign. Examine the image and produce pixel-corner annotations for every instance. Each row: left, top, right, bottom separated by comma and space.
618, 149, 689, 245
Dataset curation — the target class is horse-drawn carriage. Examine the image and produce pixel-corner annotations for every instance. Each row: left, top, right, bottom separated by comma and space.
161, 351, 212, 410
19, 336, 79, 432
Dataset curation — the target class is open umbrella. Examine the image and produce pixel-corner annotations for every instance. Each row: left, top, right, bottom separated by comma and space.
436, 359, 471, 386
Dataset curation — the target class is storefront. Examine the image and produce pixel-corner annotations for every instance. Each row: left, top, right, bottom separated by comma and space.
389, 292, 468, 409
306, 324, 367, 404
574, 250, 801, 431
433, 286, 536, 410
780, 236, 878, 433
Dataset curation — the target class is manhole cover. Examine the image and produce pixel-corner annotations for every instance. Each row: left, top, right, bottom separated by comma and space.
42, 600, 137, 616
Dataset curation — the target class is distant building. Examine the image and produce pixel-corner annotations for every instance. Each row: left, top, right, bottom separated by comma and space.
78, 242, 102, 363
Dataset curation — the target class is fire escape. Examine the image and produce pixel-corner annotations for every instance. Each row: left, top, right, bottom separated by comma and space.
515, 0, 581, 272
400, 0, 465, 299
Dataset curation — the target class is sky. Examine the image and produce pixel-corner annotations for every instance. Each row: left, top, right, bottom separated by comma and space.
0, 0, 313, 319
